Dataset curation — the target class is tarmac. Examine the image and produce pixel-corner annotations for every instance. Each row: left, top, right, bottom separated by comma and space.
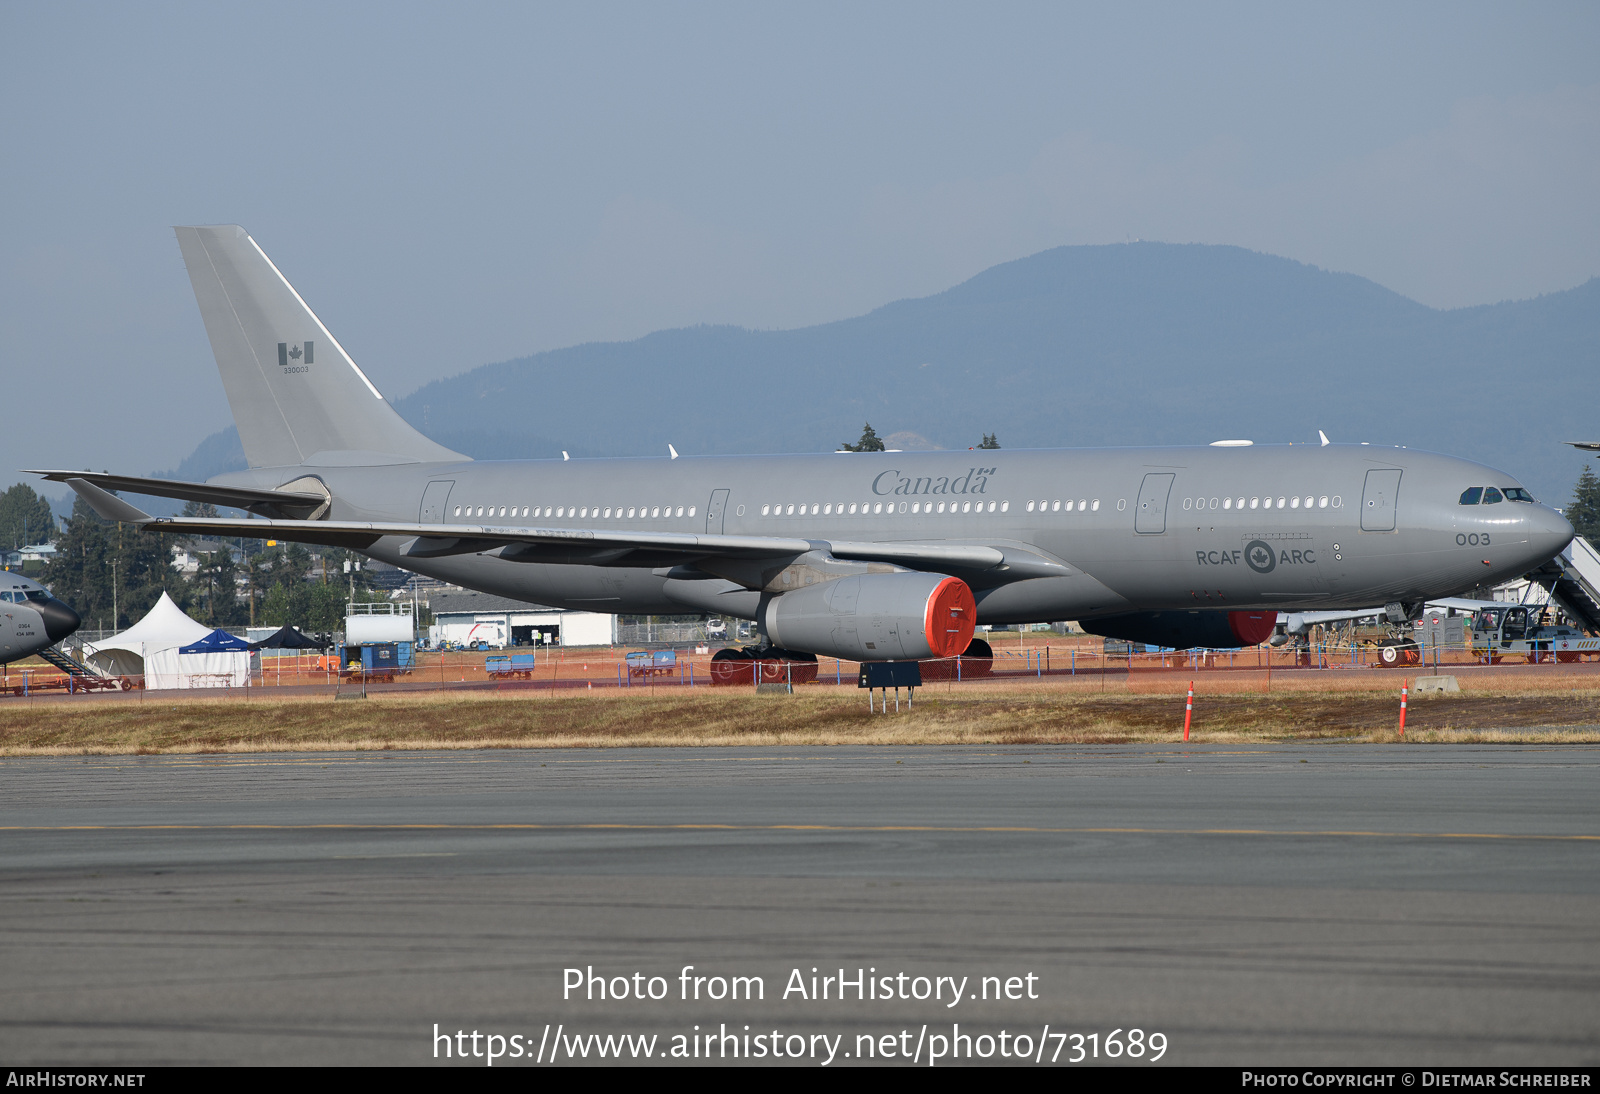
1, 743, 1597, 1065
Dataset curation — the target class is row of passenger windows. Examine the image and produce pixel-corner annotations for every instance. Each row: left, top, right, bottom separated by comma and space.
456, 498, 1112, 521
762, 500, 1011, 516
1184, 495, 1340, 511
456, 504, 696, 520
1027, 499, 1100, 512
1459, 487, 1534, 505
453, 490, 1370, 524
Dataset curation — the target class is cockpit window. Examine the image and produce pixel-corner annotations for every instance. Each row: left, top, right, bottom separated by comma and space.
23, 590, 49, 603
0, 591, 11, 603
1459, 487, 1483, 505
1483, 487, 1504, 504
1503, 487, 1535, 502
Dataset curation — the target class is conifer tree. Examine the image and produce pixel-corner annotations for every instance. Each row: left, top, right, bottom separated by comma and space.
1569, 465, 1600, 543
0, 483, 56, 549
840, 423, 886, 452
44, 485, 185, 630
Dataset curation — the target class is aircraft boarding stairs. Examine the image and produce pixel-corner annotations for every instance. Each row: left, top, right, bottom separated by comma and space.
1528, 535, 1600, 634
36, 644, 110, 681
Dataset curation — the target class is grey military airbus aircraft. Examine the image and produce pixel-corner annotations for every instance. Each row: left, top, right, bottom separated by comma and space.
36, 225, 1574, 668
1, 573, 81, 665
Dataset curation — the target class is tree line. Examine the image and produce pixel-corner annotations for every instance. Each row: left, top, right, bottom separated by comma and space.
839, 424, 1002, 452
0, 483, 55, 552
20, 486, 384, 633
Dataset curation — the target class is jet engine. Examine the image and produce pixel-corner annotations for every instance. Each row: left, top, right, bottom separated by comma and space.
1082, 610, 1277, 650
760, 572, 976, 661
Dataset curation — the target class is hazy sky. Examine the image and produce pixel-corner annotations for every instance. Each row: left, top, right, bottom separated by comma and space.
3, 2, 1598, 488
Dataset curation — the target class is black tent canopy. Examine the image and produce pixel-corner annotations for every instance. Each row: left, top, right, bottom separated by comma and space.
248, 626, 329, 651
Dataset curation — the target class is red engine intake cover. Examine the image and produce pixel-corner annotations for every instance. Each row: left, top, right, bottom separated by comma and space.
923, 577, 977, 659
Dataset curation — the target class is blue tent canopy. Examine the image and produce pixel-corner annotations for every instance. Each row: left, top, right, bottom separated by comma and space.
178, 629, 253, 655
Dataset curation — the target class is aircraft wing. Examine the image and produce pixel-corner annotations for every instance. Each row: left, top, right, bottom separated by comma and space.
29, 469, 326, 518
61, 476, 1020, 574
1422, 597, 1510, 613
1281, 597, 1502, 635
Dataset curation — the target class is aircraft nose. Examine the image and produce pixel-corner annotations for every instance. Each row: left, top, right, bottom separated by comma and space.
1526, 506, 1575, 562
38, 598, 81, 643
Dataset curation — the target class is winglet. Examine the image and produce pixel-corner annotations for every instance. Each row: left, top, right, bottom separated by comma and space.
63, 478, 154, 524
1318, 430, 1331, 447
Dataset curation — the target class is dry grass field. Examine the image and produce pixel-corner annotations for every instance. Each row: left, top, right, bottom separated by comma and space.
2, 676, 1598, 754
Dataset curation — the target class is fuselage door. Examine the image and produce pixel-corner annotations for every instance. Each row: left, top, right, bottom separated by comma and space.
1361, 469, 1402, 532
1135, 473, 1176, 534
706, 488, 730, 534
420, 480, 455, 523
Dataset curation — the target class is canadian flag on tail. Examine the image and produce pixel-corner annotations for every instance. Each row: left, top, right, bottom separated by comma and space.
277, 341, 314, 367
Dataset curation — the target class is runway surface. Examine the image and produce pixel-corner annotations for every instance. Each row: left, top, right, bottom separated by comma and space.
2, 743, 1597, 1065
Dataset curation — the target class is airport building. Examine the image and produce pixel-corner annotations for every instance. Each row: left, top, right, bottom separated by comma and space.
427, 591, 617, 649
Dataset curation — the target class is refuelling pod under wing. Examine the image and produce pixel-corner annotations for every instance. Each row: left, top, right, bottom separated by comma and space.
761, 573, 976, 661
1082, 610, 1277, 650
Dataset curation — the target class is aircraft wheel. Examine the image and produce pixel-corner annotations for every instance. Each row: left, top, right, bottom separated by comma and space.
1379, 643, 1401, 666
1558, 651, 1580, 664
959, 638, 995, 677
918, 658, 954, 681
756, 657, 801, 683
709, 648, 752, 686
751, 652, 817, 685
1402, 643, 1421, 665
1489, 655, 1503, 665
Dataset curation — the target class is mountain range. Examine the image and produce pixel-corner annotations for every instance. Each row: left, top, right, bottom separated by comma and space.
156, 241, 1600, 509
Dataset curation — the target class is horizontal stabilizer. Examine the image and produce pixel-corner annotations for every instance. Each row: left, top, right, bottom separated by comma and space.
62, 478, 157, 525
31, 469, 327, 518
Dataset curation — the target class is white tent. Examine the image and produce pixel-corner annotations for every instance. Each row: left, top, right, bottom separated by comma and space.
82, 592, 233, 688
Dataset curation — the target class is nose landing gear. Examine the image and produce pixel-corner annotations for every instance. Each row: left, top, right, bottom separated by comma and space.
1377, 638, 1421, 666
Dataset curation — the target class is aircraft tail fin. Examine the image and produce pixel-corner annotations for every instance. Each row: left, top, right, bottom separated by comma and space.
174, 225, 466, 469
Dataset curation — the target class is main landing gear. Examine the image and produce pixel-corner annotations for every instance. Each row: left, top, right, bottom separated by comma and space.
709, 646, 819, 686
915, 637, 995, 680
